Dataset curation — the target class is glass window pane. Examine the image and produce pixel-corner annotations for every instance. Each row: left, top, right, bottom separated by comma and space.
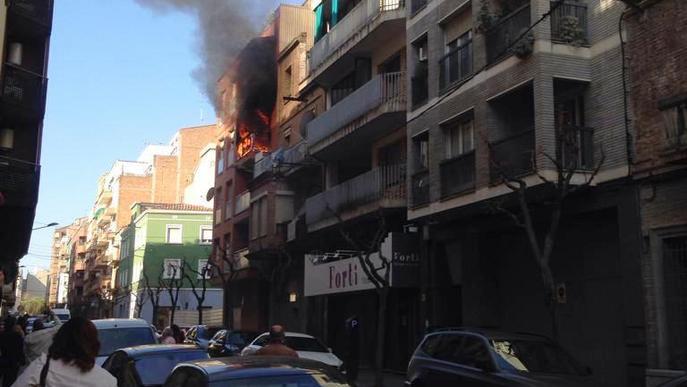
135, 351, 209, 386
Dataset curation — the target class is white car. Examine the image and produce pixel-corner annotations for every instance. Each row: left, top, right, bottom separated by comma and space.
240, 331, 343, 369
51, 308, 71, 322
92, 319, 158, 365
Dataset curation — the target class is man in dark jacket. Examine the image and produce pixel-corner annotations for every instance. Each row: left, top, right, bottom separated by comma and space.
0, 316, 26, 387
255, 325, 298, 358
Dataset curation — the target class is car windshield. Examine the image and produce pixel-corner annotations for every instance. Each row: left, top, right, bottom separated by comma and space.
210, 373, 348, 387
285, 337, 328, 353
199, 327, 222, 340
135, 351, 209, 386
56, 314, 70, 321
491, 339, 584, 375
98, 327, 156, 356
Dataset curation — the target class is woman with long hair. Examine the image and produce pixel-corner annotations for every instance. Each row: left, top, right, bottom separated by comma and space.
171, 324, 185, 344
12, 317, 116, 387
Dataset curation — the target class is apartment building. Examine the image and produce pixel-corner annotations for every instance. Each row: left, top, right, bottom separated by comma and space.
114, 203, 220, 327
406, 0, 642, 385
76, 125, 216, 318
0, 0, 53, 311
47, 218, 88, 307
623, 1, 687, 385
213, 2, 313, 332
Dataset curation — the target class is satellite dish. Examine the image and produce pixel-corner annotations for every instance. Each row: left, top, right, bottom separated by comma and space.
206, 187, 216, 201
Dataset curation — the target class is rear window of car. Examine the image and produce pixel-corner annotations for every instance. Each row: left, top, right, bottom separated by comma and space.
208, 373, 348, 387
135, 351, 209, 386
285, 337, 328, 353
98, 327, 156, 356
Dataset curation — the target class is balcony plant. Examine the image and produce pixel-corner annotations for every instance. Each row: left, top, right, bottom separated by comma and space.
512, 29, 535, 59
559, 15, 586, 46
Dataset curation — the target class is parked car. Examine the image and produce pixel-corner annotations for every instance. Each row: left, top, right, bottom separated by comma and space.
241, 331, 343, 369
184, 325, 223, 350
406, 328, 593, 387
207, 330, 257, 357
163, 356, 349, 387
51, 308, 71, 322
93, 319, 159, 365
103, 344, 209, 387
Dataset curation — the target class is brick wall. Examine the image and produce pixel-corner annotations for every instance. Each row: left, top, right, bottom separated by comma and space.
151, 155, 177, 203
117, 175, 152, 229
626, 0, 687, 175
176, 125, 216, 202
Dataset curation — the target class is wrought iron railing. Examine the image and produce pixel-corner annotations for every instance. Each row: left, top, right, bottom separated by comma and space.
8, 0, 53, 26
440, 151, 475, 198
485, 4, 531, 65
411, 170, 430, 207
306, 164, 406, 225
550, 1, 588, 44
439, 40, 473, 93
557, 126, 594, 170
0, 156, 39, 207
489, 129, 536, 183
2, 63, 47, 115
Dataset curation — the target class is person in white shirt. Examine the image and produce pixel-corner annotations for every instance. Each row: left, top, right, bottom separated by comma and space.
12, 317, 116, 387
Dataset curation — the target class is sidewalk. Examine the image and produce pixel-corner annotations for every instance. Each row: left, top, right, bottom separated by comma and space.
354, 369, 406, 387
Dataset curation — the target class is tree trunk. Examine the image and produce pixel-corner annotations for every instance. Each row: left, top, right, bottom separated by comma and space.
170, 304, 176, 325
198, 304, 204, 325
374, 287, 389, 387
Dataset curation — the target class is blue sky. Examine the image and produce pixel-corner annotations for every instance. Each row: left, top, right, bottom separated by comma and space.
23, 1, 221, 271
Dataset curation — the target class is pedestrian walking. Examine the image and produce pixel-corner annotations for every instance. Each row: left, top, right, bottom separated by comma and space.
255, 325, 298, 358
0, 316, 27, 387
160, 327, 176, 344
24, 312, 62, 363
12, 317, 116, 387
171, 324, 185, 344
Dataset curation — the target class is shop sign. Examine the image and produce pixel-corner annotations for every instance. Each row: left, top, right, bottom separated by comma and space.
304, 233, 420, 297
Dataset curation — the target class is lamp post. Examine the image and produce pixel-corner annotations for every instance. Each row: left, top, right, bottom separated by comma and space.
32, 222, 58, 231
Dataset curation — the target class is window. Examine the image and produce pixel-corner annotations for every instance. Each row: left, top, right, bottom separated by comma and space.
445, 117, 474, 159
166, 225, 182, 244
283, 127, 292, 146
659, 96, 687, 146
662, 235, 687, 369
283, 66, 292, 101
427, 334, 492, 370
412, 36, 429, 108
199, 226, 212, 244
216, 146, 225, 174
163, 259, 182, 279
250, 196, 269, 239
413, 132, 430, 171
197, 259, 211, 279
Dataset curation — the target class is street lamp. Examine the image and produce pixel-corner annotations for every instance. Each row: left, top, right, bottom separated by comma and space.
32, 222, 58, 231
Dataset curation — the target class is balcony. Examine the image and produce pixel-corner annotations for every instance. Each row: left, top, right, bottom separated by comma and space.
550, 1, 588, 45
439, 40, 473, 93
558, 126, 594, 170
440, 151, 476, 198
1, 63, 48, 120
8, 0, 53, 28
234, 191, 251, 215
306, 164, 406, 230
253, 153, 273, 179
485, 4, 531, 65
489, 129, 535, 184
310, 0, 405, 81
410, 0, 428, 15
411, 170, 430, 207
307, 71, 406, 157
96, 190, 113, 206
0, 156, 39, 208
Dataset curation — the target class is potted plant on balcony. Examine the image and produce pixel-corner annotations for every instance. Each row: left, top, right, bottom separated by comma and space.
558, 15, 586, 46
512, 29, 535, 59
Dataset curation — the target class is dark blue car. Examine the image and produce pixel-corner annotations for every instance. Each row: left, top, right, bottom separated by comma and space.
163, 356, 349, 387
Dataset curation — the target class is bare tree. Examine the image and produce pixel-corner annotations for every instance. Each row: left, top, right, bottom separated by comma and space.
183, 260, 210, 325
132, 287, 148, 319
142, 270, 164, 327
160, 263, 184, 325
489, 127, 604, 338
205, 242, 251, 327
328, 207, 391, 387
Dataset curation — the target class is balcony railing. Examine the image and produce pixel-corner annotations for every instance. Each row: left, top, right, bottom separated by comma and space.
8, 0, 53, 27
550, 1, 588, 44
485, 4, 531, 65
558, 126, 594, 170
440, 151, 476, 198
411, 170, 430, 207
489, 129, 535, 183
411, 0, 428, 14
310, 0, 405, 74
1, 63, 47, 116
439, 41, 473, 93
234, 191, 250, 215
307, 71, 406, 147
0, 156, 39, 207
253, 153, 272, 179
306, 164, 406, 226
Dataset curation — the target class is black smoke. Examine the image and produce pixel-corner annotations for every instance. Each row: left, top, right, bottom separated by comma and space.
134, 0, 282, 112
